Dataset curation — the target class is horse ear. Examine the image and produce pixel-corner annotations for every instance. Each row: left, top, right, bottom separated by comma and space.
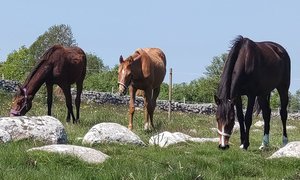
119, 55, 124, 63
214, 95, 221, 105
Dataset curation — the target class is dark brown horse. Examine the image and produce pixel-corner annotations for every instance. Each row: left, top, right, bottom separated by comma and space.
214, 36, 290, 150
10, 45, 87, 123
118, 48, 166, 130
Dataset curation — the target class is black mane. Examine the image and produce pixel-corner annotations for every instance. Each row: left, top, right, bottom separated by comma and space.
217, 35, 244, 100
23, 45, 63, 87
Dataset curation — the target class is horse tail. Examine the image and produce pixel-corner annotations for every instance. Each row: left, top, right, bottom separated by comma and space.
253, 94, 271, 116
253, 97, 261, 116
23, 45, 62, 86
218, 35, 245, 98
81, 49, 87, 79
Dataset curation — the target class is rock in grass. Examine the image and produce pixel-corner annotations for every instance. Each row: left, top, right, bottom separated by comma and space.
0, 129, 11, 143
268, 141, 300, 159
0, 116, 67, 144
27, 144, 109, 164
149, 131, 219, 147
82, 122, 145, 146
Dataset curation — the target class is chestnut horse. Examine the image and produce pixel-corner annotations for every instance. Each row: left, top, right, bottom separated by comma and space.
214, 36, 290, 150
118, 48, 166, 130
10, 45, 87, 123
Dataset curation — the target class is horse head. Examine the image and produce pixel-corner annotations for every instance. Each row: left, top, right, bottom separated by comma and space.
118, 54, 142, 96
214, 95, 236, 150
10, 86, 32, 116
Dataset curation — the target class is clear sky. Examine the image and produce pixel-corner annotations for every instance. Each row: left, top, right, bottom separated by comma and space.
0, 1, 299, 93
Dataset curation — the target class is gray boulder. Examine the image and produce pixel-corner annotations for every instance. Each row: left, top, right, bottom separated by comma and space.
269, 141, 300, 159
28, 144, 109, 164
82, 122, 145, 146
0, 129, 11, 143
149, 131, 218, 147
0, 116, 67, 144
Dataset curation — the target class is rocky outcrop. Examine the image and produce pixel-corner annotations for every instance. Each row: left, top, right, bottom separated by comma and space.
82, 123, 145, 146
0, 116, 67, 144
149, 131, 218, 148
268, 141, 300, 159
27, 144, 109, 164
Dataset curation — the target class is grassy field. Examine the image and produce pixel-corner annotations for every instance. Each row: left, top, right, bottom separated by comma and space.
1, 91, 300, 179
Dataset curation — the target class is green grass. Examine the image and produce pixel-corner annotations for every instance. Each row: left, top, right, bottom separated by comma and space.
1, 91, 300, 179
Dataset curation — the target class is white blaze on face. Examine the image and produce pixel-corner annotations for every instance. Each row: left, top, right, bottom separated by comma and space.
221, 125, 225, 147
119, 69, 127, 92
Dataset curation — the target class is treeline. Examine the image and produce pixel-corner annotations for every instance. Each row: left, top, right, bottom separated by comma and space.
0, 24, 299, 111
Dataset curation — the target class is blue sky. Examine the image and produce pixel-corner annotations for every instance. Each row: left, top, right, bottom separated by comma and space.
0, 1, 299, 92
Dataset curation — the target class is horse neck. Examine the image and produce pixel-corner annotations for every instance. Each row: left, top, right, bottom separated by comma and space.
23, 65, 51, 98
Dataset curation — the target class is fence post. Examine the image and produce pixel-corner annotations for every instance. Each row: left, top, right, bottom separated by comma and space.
168, 68, 172, 121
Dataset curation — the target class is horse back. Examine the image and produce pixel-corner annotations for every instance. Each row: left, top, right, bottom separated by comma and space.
50, 46, 87, 84
232, 39, 290, 96
137, 48, 167, 88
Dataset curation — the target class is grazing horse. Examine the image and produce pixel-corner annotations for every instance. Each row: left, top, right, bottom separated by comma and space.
10, 45, 87, 123
214, 36, 290, 150
118, 48, 166, 130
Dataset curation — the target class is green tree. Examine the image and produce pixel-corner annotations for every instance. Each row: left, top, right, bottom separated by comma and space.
30, 24, 77, 59
0, 46, 34, 81
166, 53, 227, 103
84, 65, 118, 92
289, 90, 300, 112
270, 90, 280, 110
85, 53, 108, 76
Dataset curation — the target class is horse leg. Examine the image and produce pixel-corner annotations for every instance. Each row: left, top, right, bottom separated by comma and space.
46, 83, 53, 116
143, 89, 153, 131
148, 87, 160, 130
243, 95, 256, 150
128, 86, 137, 130
278, 88, 289, 146
62, 86, 75, 123
257, 95, 271, 150
235, 96, 246, 148
75, 81, 83, 123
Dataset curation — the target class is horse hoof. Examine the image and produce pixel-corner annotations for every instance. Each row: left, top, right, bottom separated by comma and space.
259, 144, 268, 150
239, 144, 244, 149
144, 123, 151, 131
282, 136, 288, 146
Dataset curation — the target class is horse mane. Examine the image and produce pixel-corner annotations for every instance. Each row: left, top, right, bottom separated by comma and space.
217, 35, 245, 99
23, 45, 63, 86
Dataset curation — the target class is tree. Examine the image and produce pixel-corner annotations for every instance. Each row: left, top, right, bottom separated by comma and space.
30, 24, 77, 59
0, 46, 34, 81
269, 90, 280, 110
85, 53, 108, 76
289, 90, 300, 112
84, 65, 118, 92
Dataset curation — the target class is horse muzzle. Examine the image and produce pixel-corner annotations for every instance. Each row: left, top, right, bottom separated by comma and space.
218, 144, 230, 150
118, 82, 128, 96
10, 109, 21, 116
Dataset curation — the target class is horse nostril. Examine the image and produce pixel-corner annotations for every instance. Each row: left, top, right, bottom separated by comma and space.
218, 144, 230, 150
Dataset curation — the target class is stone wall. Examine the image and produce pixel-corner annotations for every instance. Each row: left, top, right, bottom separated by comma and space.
0, 79, 19, 92
1, 79, 299, 118
78, 90, 216, 115
0, 79, 216, 115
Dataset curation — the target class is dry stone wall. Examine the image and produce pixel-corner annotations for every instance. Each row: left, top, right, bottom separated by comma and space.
1, 79, 300, 118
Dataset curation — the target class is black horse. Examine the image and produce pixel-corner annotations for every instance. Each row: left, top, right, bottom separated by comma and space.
214, 36, 290, 150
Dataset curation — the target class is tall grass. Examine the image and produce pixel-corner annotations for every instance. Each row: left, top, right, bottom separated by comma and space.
1, 91, 300, 179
